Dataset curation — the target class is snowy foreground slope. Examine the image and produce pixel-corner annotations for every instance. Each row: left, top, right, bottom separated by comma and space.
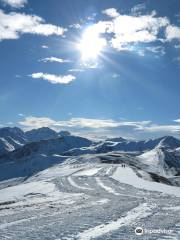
0, 156, 180, 240
0, 127, 180, 239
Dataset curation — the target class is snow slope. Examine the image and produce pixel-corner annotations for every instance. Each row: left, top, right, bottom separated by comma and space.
0, 162, 180, 240
112, 166, 180, 197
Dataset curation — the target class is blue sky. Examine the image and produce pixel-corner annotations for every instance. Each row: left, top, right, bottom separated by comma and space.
0, 0, 180, 139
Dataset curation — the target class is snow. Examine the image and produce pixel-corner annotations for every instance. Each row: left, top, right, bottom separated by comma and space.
138, 148, 166, 176
73, 167, 102, 176
112, 166, 180, 197
0, 180, 83, 208
0, 181, 56, 202
96, 177, 119, 195
77, 203, 153, 240
67, 176, 93, 190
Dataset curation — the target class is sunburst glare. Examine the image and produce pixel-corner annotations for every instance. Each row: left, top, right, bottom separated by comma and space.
77, 26, 107, 61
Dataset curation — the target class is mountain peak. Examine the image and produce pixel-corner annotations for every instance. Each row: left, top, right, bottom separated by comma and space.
158, 136, 180, 149
0, 127, 24, 137
25, 127, 58, 142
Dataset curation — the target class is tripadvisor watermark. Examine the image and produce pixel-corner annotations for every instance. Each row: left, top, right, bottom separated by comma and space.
135, 227, 173, 236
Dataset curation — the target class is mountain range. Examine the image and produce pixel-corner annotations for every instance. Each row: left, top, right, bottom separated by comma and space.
0, 126, 180, 185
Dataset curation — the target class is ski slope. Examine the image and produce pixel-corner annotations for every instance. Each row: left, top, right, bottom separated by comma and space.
0, 161, 180, 240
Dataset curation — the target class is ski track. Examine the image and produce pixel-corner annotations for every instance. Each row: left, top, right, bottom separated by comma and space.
96, 177, 119, 196
77, 202, 153, 240
67, 176, 93, 191
0, 164, 180, 240
0, 216, 37, 229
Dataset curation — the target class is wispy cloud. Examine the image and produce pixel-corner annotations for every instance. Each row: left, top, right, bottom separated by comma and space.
131, 3, 146, 15
1, 0, 27, 8
19, 116, 57, 130
68, 69, 84, 72
69, 23, 81, 29
18, 113, 24, 117
141, 124, 180, 133
174, 119, 180, 123
19, 116, 180, 138
41, 45, 49, 49
0, 9, 66, 41
19, 116, 151, 131
112, 73, 120, 78
30, 73, 76, 84
39, 57, 72, 63
174, 44, 180, 49
102, 8, 120, 18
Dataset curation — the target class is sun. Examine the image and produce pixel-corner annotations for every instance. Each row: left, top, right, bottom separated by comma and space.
77, 26, 107, 61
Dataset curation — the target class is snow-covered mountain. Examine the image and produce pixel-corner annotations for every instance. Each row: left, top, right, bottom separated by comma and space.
97, 135, 180, 153
0, 127, 72, 155
0, 126, 180, 184
0, 127, 27, 154
0, 134, 92, 180
25, 127, 59, 142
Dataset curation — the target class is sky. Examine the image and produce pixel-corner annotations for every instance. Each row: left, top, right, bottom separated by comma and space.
0, 0, 180, 139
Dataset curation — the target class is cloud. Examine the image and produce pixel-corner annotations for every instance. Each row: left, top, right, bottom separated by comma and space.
173, 56, 180, 65
0, 9, 66, 41
102, 8, 120, 18
174, 119, 180, 123
112, 73, 120, 78
19, 116, 57, 130
1, 0, 27, 8
165, 25, 180, 41
131, 3, 146, 15
30, 72, 76, 84
18, 116, 180, 138
18, 113, 24, 117
141, 124, 180, 133
88, 8, 180, 56
39, 57, 72, 63
18, 116, 151, 133
145, 46, 165, 55
68, 69, 84, 72
174, 44, 180, 49
69, 23, 81, 29
41, 45, 49, 49
93, 10, 169, 51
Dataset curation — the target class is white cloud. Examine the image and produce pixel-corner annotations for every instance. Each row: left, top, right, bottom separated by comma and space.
131, 3, 146, 15
1, 0, 27, 8
30, 72, 76, 84
0, 9, 66, 41
93, 10, 169, 51
41, 45, 48, 49
145, 46, 165, 55
165, 25, 180, 41
39, 57, 71, 63
18, 113, 24, 117
19, 116, 151, 131
174, 119, 180, 123
19, 116, 57, 130
102, 8, 120, 18
19, 116, 180, 138
141, 124, 180, 133
69, 23, 81, 29
68, 69, 84, 72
